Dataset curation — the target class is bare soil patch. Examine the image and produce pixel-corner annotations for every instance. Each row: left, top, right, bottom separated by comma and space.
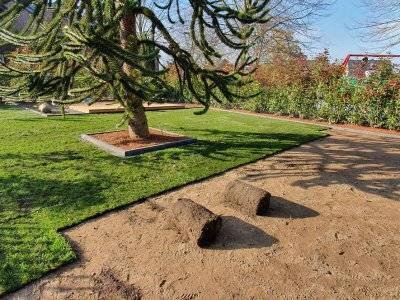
8, 130, 400, 299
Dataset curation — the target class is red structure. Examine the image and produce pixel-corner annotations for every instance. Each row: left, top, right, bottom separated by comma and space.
342, 54, 400, 78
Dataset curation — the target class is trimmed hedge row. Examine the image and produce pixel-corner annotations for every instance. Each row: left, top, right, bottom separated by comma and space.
220, 70, 400, 131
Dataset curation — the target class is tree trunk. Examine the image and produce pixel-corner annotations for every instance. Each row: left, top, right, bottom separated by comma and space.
119, 2, 150, 139
128, 103, 150, 139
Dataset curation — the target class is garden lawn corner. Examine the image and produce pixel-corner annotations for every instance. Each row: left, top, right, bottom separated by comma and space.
0, 104, 326, 294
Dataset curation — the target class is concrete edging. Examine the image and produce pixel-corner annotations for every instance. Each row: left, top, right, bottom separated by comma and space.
80, 129, 196, 158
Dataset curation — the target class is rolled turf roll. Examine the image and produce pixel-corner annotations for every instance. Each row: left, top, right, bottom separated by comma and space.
224, 180, 271, 216
166, 198, 222, 247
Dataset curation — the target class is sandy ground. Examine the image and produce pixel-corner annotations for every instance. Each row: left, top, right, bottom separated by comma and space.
8, 129, 400, 299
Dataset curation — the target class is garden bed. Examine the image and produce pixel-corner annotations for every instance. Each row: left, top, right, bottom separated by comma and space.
81, 128, 196, 157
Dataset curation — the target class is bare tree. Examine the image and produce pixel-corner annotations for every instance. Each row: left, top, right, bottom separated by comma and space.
357, 0, 400, 49
253, 0, 333, 62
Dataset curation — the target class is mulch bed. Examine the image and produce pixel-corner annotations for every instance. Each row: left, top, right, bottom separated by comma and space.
92, 129, 188, 151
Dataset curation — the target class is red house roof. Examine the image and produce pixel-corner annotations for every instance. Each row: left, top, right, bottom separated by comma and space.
342, 54, 400, 67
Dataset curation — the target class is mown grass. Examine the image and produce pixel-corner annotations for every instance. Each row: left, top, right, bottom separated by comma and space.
0, 104, 326, 294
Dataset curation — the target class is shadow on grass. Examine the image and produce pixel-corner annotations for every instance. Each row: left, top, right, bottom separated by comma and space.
0, 173, 111, 214
0, 215, 75, 294
130, 128, 326, 165
0, 171, 111, 292
0, 103, 18, 110
0, 157, 114, 292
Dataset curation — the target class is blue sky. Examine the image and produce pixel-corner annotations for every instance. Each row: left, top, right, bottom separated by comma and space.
307, 0, 400, 62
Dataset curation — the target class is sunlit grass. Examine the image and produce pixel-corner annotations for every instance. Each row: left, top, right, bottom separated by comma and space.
0, 104, 326, 294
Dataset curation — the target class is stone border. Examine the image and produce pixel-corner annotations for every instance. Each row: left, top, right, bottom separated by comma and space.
80, 128, 196, 158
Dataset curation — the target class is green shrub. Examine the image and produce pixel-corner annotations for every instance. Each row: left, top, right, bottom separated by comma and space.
166, 53, 399, 130
385, 97, 400, 130
228, 56, 400, 130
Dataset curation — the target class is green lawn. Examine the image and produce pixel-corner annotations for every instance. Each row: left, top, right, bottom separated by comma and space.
0, 104, 326, 294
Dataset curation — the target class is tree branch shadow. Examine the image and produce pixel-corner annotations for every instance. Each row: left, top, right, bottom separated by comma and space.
242, 133, 400, 201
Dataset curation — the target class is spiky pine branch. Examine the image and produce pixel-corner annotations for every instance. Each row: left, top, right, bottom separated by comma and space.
0, 0, 270, 135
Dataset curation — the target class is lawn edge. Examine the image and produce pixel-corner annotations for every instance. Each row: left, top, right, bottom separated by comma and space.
212, 108, 400, 139
1, 131, 329, 297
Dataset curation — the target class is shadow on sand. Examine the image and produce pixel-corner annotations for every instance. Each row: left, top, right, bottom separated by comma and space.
209, 216, 278, 250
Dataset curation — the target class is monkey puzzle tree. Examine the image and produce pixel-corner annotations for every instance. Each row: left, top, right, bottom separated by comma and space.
0, 0, 269, 139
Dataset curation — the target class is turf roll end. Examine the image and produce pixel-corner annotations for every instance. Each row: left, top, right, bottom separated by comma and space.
224, 180, 271, 216
166, 198, 222, 247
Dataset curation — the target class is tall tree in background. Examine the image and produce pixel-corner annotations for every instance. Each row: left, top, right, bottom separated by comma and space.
0, 0, 269, 139
253, 0, 332, 62
253, 28, 303, 63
